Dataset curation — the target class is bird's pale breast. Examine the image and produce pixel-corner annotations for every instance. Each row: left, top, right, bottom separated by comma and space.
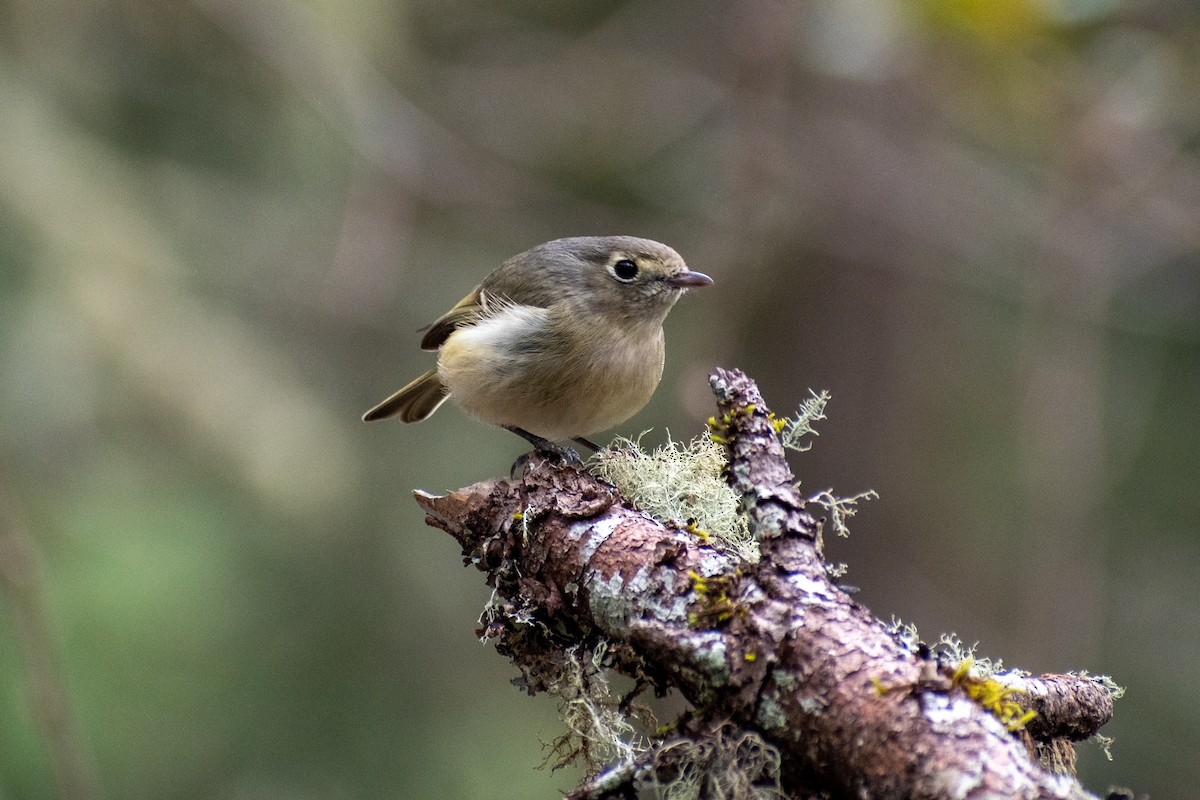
437, 303, 665, 441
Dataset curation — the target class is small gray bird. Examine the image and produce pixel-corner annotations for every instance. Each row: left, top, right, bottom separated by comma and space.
363, 236, 712, 451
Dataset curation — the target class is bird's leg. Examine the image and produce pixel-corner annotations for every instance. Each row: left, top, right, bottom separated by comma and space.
504, 425, 559, 452
572, 436, 600, 453
504, 425, 584, 474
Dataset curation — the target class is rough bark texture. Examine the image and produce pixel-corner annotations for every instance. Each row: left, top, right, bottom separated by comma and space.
414, 368, 1118, 800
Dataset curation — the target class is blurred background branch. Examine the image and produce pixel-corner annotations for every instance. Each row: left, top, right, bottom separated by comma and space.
0, 0, 1197, 797
0, 476, 102, 800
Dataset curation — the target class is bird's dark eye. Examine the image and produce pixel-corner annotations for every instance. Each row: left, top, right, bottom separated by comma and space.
611, 258, 639, 282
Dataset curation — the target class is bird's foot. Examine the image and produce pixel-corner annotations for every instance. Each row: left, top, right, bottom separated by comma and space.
505, 426, 585, 477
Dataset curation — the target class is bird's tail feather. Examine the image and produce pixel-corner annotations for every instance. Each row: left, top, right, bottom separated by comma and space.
362, 369, 450, 423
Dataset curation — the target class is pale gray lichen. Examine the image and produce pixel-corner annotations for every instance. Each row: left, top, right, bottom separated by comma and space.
647, 727, 787, 800
1070, 671, 1125, 700
806, 488, 878, 538
545, 641, 648, 774
934, 632, 1014, 679
1089, 733, 1116, 762
568, 514, 623, 563
590, 432, 758, 563
754, 694, 791, 735
689, 635, 730, 686
798, 695, 826, 716
585, 569, 635, 633
824, 561, 849, 580
779, 390, 830, 453
887, 617, 923, 655
543, 642, 790, 800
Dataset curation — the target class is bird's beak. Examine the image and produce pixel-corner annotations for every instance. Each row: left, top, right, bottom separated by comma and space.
666, 270, 714, 289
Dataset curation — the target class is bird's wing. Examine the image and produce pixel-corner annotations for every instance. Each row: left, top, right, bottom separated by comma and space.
419, 285, 487, 351
419, 262, 559, 351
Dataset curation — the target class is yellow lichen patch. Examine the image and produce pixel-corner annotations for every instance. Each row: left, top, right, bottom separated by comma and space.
952, 658, 1038, 731
687, 569, 744, 629
707, 403, 759, 444
767, 412, 788, 435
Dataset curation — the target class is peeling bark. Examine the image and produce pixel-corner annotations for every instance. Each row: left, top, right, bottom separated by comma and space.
413, 369, 1118, 800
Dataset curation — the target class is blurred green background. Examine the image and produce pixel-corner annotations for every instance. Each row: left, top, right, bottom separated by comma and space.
1, 0, 1198, 798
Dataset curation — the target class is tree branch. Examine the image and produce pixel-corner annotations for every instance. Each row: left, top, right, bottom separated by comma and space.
413, 368, 1118, 799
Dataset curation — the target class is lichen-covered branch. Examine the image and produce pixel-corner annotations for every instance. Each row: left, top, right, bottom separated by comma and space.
413, 368, 1118, 800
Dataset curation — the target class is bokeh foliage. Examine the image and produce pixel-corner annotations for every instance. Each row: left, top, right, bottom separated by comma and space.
1, 1, 1198, 798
